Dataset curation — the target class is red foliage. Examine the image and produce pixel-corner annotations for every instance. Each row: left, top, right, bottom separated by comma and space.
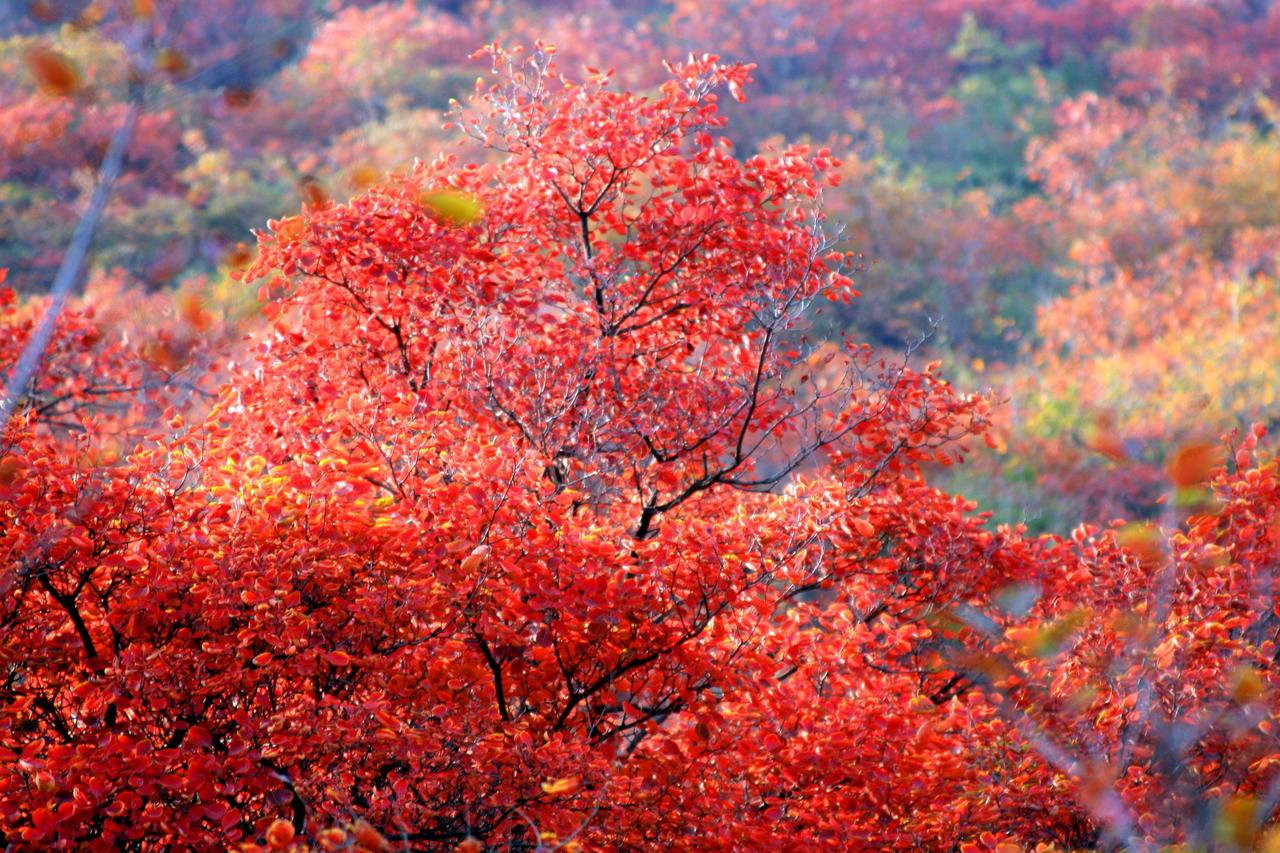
0, 95, 183, 200
1111, 1, 1280, 109
4, 30, 1280, 853
0, 50, 996, 849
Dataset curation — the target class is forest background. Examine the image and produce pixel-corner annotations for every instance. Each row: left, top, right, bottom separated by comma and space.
4, 1, 1280, 850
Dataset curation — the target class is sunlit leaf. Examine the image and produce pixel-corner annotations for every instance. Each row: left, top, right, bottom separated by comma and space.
540, 776, 579, 796
264, 819, 295, 850
418, 189, 483, 225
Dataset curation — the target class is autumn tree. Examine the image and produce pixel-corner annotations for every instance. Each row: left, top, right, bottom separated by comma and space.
0, 44, 1008, 849
6, 7, 1280, 850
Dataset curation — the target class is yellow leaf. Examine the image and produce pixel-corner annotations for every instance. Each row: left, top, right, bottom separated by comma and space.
1231, 666, 1266, 704
349, 164, 381, 191
540, 776, 579, 796
419, 190, 483, 225
1216, 796, 1259, 851
1008, 609, 1090, 658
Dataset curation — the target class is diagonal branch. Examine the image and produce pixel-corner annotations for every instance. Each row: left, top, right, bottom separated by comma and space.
0, 100, 141, 435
